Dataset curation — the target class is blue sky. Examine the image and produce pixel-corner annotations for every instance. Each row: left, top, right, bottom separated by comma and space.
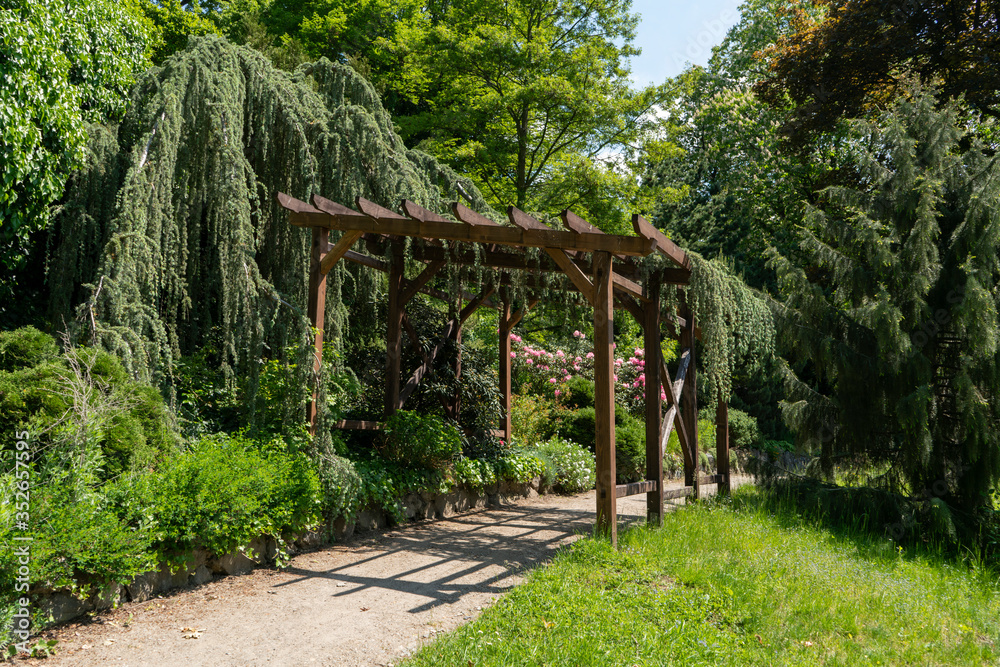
629, 0, 744, 85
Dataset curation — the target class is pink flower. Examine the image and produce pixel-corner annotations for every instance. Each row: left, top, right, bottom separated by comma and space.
635, 348, 643, 356
586, 352, 595, 359
526, 359, 533, 365
573, 330, 582, 338
510, 352, 516, 358
613, 374, 618, 381
511, 334, 522, 343
549, 378, 557, 384
575, 356, 582, 363
564, 375, 572, 382
638, 360, 645, 368
555, 389, 561, 397
556, 350, 565, 358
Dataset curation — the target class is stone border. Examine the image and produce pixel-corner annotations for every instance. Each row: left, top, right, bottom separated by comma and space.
36, 478, 545, 626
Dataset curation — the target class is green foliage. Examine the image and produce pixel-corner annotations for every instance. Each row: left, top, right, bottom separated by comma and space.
138, 0, 222, 64
522, 437, 596, 494
613, 411, 645, 484
141, 433, 321, 559
769, 89, 1000, 509
563, 376, 595, 410
46, 35, 494, 409
726, 408, 763, 449
510, 393, 562, 447
392, 0, 671, 220
381, 410, 462, 470
0, 328, 179, 484
758, 0, 1000, 144
0, 0, 150, 284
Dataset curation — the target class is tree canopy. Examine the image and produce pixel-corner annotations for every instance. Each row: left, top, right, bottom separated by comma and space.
757, 0, 1000, 144
0, 0, 150, 281
769, 89, 1000, 511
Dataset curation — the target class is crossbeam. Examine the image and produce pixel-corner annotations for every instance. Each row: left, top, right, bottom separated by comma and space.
279, 193, 658, 256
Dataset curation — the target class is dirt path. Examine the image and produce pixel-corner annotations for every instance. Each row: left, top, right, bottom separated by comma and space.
20, 482, 728, 667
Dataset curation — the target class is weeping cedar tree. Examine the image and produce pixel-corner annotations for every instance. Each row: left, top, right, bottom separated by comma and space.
46, 36, 492, 429
769, 90, 1000, 512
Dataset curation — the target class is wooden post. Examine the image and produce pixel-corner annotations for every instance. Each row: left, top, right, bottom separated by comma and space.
307, 227, 329, 435
593, 251, 617, 545
716, 395, 730, 495
384, 241, 405, 417
499, 296, 513, 444
680, 301, 699, 499
643, 276, 663, 526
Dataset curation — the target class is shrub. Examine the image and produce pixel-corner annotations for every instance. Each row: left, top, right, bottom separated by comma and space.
316, 452, 364, 524
510, 393, 561, 446
525, 437, 596, 494
559, 407, 597, 450
563, 376, 595, 409
614, 412, 646, 483
381, 410, 462, 470
727, 408, 763, 449
0, 327, 180, 482
145, 433, 321, 560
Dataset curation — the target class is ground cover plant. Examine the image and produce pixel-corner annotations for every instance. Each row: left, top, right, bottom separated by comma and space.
402, 485, 1000, 667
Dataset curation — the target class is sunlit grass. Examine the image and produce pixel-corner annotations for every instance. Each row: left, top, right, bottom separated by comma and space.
403, 486, 1000, 666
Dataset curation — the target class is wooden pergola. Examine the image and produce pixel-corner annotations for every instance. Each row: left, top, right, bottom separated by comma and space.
277, 192, 730, 546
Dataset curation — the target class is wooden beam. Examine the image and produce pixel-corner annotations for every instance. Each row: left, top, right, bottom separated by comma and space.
680, 303, 699, 499
716, 397, 731, 496
663, 486, 694, 501
615, 480, 658, 498
644, 276, 664, 527
399, 260, 446, 306
306, 227, 328, 435
632, 214, 692, 270
452, 201, 501, 226
508, 206, 596, 305
661, 348, 694, 473
499, 297, 513, 444
402, 199, 451, 223
344, 249, 388, 272
459, 285, 496, 325
385, 242, 405, 418
284, 193, 658, 256
592, 251, 617, 546
319, 230, 363, 275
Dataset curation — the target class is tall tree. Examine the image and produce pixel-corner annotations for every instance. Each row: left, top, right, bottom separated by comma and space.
0, 0, 151, 291
394, 0, 668, 227
769, 90, 1000, 511
757, 0, 1000, 145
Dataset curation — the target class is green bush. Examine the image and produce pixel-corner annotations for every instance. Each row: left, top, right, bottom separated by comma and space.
524, 437, 596, 494
510, 393, 561, 446
381, 410, 462, 470
316, 452, 364, 523
0, 327, 180, 482
558, 406, 648, 482
728, 408, 763, 449
144, 433, 321, 560
564, 376, 595, 409
559, 407, 597, 450
614, 412, 646, 483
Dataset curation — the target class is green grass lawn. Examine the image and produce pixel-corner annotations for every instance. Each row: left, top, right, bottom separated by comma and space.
402, 487, 1000, 666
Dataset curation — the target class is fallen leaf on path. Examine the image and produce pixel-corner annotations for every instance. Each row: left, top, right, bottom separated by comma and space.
360, 607, 370, 612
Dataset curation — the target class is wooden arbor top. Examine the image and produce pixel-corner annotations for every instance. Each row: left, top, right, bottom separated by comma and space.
276, 192, 692, 299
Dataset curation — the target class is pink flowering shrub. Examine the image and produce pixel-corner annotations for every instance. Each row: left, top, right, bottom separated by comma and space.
511, 334, 665, 413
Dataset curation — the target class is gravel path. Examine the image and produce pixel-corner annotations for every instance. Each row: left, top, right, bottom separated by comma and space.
18, 481, 730, 667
